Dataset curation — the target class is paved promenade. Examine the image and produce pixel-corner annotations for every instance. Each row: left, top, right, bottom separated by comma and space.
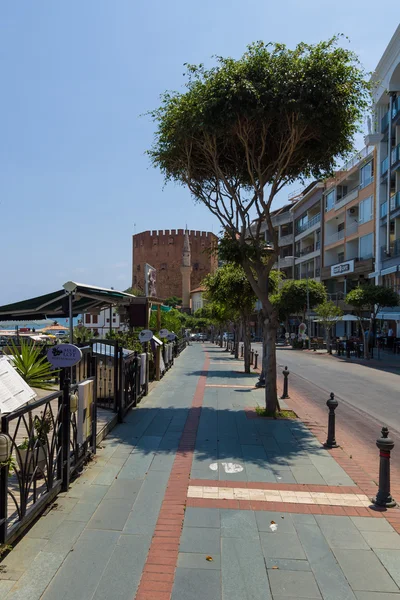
1, 344, 400, 600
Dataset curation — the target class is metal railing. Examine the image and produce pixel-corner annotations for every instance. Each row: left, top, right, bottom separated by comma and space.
381, 156, 389, 176
381, 238, 400, 260
390, 192, 400, 212
296, 244, 315, 257
295, 213, 321, 235
380, 201, 388, 218
391, 143, 400, 167
0, 339, 187, 543
334, 187, 359, 210
393, 97, 400, 120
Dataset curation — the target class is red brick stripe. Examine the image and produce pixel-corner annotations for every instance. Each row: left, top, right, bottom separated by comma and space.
134, 352, 209, 600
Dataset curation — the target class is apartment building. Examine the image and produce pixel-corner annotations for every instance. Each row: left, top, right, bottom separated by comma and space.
292, 182, 323, 281
270, 203, 296, 279
366, 25, 400, 295
321, 147, 375, 305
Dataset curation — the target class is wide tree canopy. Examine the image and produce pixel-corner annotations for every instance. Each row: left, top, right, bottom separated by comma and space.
149, 36, 368, 412
271, 279, 327, 321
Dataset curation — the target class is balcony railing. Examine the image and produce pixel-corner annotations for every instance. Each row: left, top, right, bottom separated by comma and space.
381, 111, 390, 132
295, 213, 321, 235
315, 267, 321, 277
316, 240, 321, 250
380, 201, 388, 218
324, 229, 345, 246
334, 187, 359, 210
393, 96, 400, 120
391, 143, 400, 167
296, 244, 315, 258
390, 191, 400, 212
381, 156, 389, 175
381, 238, 400, 260
345, 222, 358, 236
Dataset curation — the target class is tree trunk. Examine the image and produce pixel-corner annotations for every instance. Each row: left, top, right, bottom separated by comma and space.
243, 317, 251, 373
360, 323, 368, 359
263, 317, 278, 413
235, 322, 241, 359
325, 327, 331, 354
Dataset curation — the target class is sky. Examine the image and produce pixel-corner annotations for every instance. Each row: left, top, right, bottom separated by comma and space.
0, 2, 397, 304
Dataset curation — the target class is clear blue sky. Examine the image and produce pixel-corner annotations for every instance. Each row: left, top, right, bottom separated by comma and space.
0, 2, 395, 303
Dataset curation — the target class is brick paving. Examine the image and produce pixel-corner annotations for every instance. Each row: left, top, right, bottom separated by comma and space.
2, 342, 400, 600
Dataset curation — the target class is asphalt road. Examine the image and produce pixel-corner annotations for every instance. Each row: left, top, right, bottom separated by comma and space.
253, 342, 400, 474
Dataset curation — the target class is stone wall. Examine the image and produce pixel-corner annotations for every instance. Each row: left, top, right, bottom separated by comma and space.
132, 230, 218, 299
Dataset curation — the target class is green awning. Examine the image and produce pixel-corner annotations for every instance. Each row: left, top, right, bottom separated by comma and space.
0, 282, 137, 321
151, 305, 171, 313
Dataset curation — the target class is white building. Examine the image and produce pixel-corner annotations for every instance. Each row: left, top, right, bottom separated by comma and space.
190, 286, 206, 313
366, 25, 400, 329
82, 307, 123, 336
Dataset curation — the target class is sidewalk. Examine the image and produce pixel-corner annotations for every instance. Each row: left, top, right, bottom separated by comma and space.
1, 344, 400, 600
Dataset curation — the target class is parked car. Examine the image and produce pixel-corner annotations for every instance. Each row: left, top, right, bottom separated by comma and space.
223, 332, 234, 341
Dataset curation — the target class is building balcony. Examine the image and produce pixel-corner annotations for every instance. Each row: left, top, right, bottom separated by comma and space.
324, 229, 345, 246
380, 201, 388, 219
391, 143, 400, 169
393, 96, 400, 120
278, 256, 294, 268
381, 111, 390, 132
334, 187, 359, 211
321, 257, 374, 280
381, 238, 400, 261
272, 211, 292, 226
295, 213, 321, 235
345, 222, 358, 237
279, 233, 294, 247
296, 244, 315, 258
390, 191, 400, 212
381, 156, 389, 176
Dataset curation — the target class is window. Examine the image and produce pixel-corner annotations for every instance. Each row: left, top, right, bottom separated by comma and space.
325, 190, 335, 211
85, 314, 91, 324
280, 223, 292, 237
336, 185, 348, 201
359, 233, 373, 260
106, 318, 110, 323
338, 251, 345, 263
359, 196, 373, 224
92, 315, 98, 324
360, 161, 373, 189
113, 318, 116, 323
295, 214, 308, 232
338, 222, 345, 232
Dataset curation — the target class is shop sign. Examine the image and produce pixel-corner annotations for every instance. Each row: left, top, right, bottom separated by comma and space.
331, 260, 354, 277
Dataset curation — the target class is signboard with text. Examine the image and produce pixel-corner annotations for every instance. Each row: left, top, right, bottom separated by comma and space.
47, 344, 82, 368
331, 260, 355, 277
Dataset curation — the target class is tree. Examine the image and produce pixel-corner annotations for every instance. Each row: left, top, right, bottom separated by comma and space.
272, 280, 327, 329
164, 296, 182, 308
149, 38, 368, 412
346, 285, 398, 358
314, 300, 343, 354
204, 264, 257, 371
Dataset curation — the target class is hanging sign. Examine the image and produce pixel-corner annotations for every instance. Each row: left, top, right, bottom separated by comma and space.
47, 344, 82, 368
167, 333, 177, 341
159, 328, 169, 338
139, 329, 153, 343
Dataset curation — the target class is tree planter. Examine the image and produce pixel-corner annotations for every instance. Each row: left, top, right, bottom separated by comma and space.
17, 446, 47, 478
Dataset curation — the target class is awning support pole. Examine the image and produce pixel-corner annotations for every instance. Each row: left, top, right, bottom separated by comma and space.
69, 294, 73, 343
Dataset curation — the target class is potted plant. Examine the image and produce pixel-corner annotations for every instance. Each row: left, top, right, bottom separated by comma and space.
16, 412, 53, 477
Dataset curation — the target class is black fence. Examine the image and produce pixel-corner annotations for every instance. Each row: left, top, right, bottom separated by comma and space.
0, 337, 186, 543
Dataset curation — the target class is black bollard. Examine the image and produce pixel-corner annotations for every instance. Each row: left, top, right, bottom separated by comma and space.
323, 393, 339, 449
281, 366, 289, 399
254, 352, 258, 370
372, 427, 396, 508
250, 349, 254, 365
240, 344, 244, 358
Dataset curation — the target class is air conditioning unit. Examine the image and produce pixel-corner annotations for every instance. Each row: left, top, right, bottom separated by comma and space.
349, 208, 356, 214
